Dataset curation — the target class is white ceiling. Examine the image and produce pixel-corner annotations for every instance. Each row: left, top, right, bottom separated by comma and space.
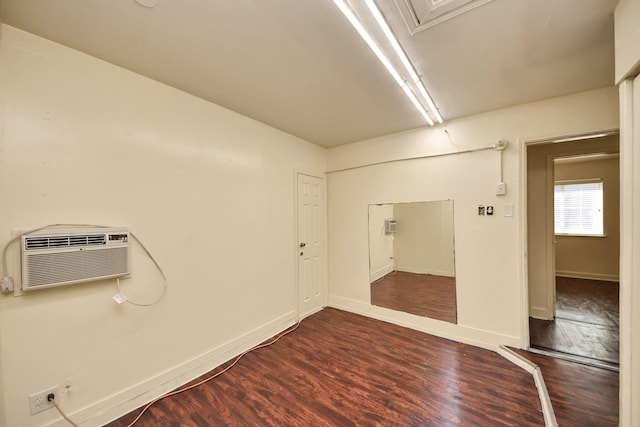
0, 0, 617, 147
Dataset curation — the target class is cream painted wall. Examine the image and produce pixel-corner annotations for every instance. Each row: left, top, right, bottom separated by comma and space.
0, 25, 325, 427
615, 0, 640, 83
367, 204, 395, 281
0, 336, 4, 427
393, 201, 455, 277
327, 87, 619, 350
554, 155, 620, 281
527, 136, 620, 319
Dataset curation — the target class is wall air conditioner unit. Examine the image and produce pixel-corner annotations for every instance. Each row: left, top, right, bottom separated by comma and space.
21, 227, 131, 291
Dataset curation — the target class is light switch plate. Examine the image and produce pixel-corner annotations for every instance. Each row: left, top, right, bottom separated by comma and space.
504, 204, 514, 217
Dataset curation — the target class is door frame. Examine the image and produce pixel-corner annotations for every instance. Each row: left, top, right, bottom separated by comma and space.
619, 78, 640, 426
520, 128, 619, 348
294, 171, 328, 321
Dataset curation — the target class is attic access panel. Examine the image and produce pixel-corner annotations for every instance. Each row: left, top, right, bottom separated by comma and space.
396, 0, 497, 33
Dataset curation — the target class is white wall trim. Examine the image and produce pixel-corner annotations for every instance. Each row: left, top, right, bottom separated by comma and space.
395, 266, 455, 278
370, 263, 394, 282
497, 346, 558, 427
519, 137, 531, 349
60, 311, 297, 427
300, 305, 325, 321
555, 271, 619, 282
530, 306, 553, 321
618, 78, 637, 427
328, 295, 520, 351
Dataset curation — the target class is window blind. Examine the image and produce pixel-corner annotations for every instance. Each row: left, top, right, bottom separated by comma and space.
554, 180, 603, 236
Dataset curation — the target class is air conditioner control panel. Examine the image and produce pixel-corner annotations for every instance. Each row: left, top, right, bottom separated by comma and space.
108, 233, 129, 244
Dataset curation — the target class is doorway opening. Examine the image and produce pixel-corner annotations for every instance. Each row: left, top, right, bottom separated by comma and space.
525, 131, 620, 369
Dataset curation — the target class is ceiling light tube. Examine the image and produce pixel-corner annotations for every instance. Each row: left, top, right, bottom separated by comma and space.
402, 85, 434, 125
415, 80, 443, 123
364, 0, 443, 124
332, 0, 433, 125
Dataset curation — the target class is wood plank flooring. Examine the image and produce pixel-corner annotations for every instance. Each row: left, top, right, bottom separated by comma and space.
555, 277, 618, 327
529, 277, 619, 364
371, 271, 457, 323
107, 308, 542, 426
513, 349, 619, 427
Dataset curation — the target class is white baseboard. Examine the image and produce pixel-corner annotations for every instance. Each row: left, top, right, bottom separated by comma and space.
299, 304, 325, 321
395, 266, 455, 278
556, 270, 619, 282
62, 310, 297, 427
328, 295, 520, 351
370, 263, 394, 282
530, 306, 553, 321
497, 346, 558, 427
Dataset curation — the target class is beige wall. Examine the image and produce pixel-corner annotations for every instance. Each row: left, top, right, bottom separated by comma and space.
393, 201, 455, 277
0, 25, 325, 426
368, 204, 395, 281
615, 0, 640, 83
0, 13, 635, 427
368, 201, 455, 281
328, 86, 619, 349
554, 155, 620, 281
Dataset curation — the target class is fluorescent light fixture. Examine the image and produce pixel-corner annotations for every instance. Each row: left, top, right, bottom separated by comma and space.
551, 132, 616, 143
554, 152, 619, 164
364, 0, 443, 124
332, 0, 434, 126
402, 85, 434, 125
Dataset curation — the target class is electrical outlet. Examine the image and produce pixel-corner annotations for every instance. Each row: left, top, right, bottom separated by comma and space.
29, 386, 58, 415
1, 276, 14, 293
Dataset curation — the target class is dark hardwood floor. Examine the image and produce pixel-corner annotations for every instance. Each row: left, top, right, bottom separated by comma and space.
555, 277, 619, 327
108, 308, 543, 426
513, 349, 619, 427
529, 277, 619, 364
371, 271, 457, 323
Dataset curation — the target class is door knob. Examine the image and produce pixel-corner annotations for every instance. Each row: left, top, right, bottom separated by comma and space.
299, 242, 306, 248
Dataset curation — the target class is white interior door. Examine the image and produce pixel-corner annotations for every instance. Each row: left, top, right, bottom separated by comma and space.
297, 173, 326, 318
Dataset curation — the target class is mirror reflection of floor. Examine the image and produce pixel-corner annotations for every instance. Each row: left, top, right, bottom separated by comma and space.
370, 271, 456, 323
529, 276, 619, 366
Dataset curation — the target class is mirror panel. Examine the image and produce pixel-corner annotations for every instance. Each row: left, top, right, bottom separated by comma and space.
368, 200, 457, 323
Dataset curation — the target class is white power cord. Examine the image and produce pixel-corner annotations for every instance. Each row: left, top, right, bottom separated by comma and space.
123, 319, 303, 426
49, 395, 79, 427
114, 229, 167, 307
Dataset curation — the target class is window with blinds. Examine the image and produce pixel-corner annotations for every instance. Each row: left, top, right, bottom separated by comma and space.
554, 179, 604, 236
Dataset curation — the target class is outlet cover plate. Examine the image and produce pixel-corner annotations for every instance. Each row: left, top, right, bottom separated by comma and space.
29, 386, 58, 415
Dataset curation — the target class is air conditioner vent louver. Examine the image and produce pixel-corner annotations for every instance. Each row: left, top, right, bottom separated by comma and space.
21, 227, 130, 291
25, 234, 106, 250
